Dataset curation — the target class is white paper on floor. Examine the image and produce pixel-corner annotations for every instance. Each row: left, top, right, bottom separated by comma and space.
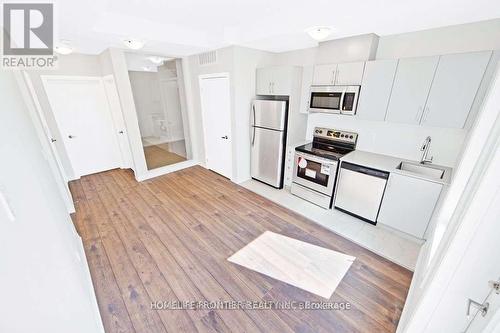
227, 231, 356, 299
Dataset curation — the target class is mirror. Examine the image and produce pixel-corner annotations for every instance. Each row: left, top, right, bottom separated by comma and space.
125, 52, 191, 170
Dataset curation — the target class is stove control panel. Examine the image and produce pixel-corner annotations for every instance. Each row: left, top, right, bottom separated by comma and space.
313, 127, 358, 144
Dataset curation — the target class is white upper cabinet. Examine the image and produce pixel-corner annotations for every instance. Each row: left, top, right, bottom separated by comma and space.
256, 66, 298, 96
335, 62, 365, 85
421, 51, 492, 128
356, 59, 398, 121
312, 64, 337, 85
386, 56, 439, 125
256, 67, 274, 95
312, 62, 365, 86
271, 66, 295, 95
378, 173, 443, 239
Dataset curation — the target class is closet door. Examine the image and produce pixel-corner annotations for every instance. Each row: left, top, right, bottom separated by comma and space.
421, 51, 491, 128
42, 76, 122, 178
386, 56, 439, 125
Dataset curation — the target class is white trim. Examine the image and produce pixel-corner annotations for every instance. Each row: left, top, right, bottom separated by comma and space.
15, 72, 76, 214
136, 159, 200, 181
198, 72, 234, 179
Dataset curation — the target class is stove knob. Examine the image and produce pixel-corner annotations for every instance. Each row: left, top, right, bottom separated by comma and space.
349, 135, 354, 139
340, 134, 344, 138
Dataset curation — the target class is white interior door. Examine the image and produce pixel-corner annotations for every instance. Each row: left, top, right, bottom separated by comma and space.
42, 76, 122, 178
199, 74, 232, 178
102, 75, 133, 169
160, 79, 184, 142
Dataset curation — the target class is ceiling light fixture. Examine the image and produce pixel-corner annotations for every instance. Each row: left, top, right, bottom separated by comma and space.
148, 56, 166, 65
306, 26, 333, 41
123, 38, 145, 50
54, 41, 74, 55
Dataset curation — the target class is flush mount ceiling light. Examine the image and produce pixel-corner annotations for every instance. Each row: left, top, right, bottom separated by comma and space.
306, 26, 333, 41
123, 38, 145, 50
54, 41, 74, 55
148, 56, 166, 65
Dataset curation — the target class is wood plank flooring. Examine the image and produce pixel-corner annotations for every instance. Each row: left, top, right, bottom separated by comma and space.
69, 166, 413, 333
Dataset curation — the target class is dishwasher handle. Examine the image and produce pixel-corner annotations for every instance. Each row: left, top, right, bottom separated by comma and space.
340, 161, 389, 179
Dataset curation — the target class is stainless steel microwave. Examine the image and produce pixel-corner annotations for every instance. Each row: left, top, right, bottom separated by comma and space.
309, 85, 360, 115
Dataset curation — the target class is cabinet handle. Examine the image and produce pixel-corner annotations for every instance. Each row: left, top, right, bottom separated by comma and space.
331, 71, 335, 84
269, 82, 272, 93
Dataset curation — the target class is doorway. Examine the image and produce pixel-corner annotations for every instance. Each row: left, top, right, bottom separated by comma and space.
126, 53, 190, 171
42, 76, 122, 178
199, 74, 233, 179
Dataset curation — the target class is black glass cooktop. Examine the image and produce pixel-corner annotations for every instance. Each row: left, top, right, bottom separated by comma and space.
295, 142, 354, 160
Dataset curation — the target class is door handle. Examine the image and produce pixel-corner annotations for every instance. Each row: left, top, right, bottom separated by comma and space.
68, 135, 76, 139
466, 299, 489, 317
50, 138, 57, 143
221, 135, 228, 139
118, 130, 124, 134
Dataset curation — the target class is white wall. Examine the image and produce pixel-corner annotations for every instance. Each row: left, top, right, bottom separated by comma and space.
0, 71, 102, 333
306, 115, 466, 166
184, 46, 274, 182
377, 18, 500, 59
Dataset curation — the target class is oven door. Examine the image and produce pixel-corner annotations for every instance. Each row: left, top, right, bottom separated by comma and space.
309, 87, 342, 113
293, 152, 338, 195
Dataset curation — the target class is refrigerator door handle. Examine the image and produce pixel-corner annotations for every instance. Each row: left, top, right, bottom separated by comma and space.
251, 103, 256, 145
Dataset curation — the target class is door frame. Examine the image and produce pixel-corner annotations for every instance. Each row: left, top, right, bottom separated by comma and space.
40, 75, 123, 179
102, 74, 134, 169
198, 72, 233, 180
17, 71, 76, 213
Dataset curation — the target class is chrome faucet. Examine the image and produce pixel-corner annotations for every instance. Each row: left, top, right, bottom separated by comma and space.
420, 136, 433, 164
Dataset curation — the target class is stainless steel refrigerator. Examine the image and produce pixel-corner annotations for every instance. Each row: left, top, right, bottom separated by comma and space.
250, 99, 288, 188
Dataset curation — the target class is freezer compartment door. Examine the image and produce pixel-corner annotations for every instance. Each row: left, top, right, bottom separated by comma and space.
334, 166, 388, 223
251, 127, 285, 188
252, 100, 287, 130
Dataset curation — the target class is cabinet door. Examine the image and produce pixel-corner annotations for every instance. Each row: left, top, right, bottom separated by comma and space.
421, 51, 491, 128
356, 59, 398, 121
378, 173, 442, 239
335, 62, 365, 85
312, 64, 337, 85
386, 56, 439, 125
256, 67, 273, 95
271, 66, 294, 95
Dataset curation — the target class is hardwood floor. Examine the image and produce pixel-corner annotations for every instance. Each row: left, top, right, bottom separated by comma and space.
70, 166, 413, 333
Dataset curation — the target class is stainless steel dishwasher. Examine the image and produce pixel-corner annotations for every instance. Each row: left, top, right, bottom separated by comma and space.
334, 161, 389, 224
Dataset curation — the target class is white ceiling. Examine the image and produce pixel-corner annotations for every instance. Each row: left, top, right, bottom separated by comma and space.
56, 0, 500, 56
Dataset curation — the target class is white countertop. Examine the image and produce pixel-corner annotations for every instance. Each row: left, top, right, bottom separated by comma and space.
340, 150, 453, 185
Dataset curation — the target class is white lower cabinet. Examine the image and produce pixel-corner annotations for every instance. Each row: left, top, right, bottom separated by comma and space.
378, 173, 442, 239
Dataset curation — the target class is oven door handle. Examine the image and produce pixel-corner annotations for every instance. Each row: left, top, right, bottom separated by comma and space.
295, 152, 338, 166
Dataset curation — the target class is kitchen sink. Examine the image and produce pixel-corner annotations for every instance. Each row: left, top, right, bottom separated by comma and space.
397, 162, 445, 180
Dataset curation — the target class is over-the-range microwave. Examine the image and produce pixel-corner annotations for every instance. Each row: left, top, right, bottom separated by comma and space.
308, 85, 360, 115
